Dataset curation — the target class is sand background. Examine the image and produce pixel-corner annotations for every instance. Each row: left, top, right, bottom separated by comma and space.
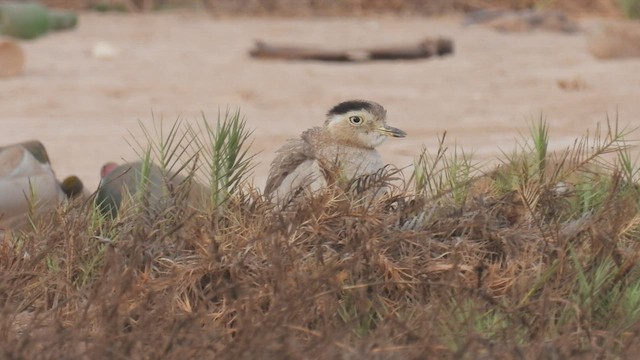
1, 11, 639, 191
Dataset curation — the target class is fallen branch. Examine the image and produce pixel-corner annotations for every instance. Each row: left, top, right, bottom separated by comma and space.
249, 37, 454, 62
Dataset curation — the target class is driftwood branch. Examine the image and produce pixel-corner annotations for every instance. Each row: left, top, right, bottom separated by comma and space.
249, 37, 454, 62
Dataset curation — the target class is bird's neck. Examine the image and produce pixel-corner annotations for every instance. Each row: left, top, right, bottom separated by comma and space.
319, 127, 381, 150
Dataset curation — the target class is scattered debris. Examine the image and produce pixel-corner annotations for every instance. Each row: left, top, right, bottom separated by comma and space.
0, 37, 24, 78
249, 37, 453, 62
464, 9, 579, 33
586, 20, 640, 59
557, 76, 586, 91
91, 41, 120, 59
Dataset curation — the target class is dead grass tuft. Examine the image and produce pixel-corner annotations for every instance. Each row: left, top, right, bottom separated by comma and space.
2, 114, 640, 358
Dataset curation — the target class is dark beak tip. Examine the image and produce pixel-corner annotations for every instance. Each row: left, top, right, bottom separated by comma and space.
380, 126, 407, 138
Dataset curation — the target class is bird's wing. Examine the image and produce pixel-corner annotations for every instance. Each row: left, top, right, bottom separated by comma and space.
0, 146, 24, 178
20, 140, 51, 164
264, 128, 320, 196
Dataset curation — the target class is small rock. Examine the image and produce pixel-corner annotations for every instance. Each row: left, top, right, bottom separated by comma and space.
586, 20, 640, 59
557, 77, 586, 91
91, 41, 120, 59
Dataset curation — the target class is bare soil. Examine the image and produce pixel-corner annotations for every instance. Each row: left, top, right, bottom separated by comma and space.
1, 11, 639, 191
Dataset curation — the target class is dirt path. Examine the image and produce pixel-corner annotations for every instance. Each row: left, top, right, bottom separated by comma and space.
1, 12, 639, 191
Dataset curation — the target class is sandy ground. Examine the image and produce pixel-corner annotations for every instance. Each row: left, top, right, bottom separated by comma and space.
1, 11, 639, 192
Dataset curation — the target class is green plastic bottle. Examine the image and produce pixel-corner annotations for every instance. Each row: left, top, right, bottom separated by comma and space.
0, 2, 50, 40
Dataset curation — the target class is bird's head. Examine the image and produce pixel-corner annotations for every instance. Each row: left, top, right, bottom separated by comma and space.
324, 100, 406, 149
101, 162, 119, 178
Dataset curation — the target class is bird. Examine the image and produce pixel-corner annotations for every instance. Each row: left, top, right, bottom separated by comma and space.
97, 161, 207, 217
264, 100, 406, 205
0, 140, 83, 229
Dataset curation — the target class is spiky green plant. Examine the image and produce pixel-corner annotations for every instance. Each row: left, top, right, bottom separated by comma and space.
494, 116, 550, 196
619, 280, 640, 328
443, 146, 476, 208
618, 145, 640, 189
411, 132, 476, 207
128, 116, 201, 210
411, 132, 447, 197
530, 115, 549, 176
24, 178, 40, 232
619, 0, 640, 19
491, 116, 634, 221
337, 292, 382, 338
192, 109, 255, 210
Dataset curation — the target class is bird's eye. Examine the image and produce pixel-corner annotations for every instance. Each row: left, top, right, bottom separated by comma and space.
349, 116, 363, 125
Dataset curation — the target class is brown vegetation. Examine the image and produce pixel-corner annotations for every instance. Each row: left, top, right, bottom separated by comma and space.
2, 118, 640, 358
586, 20, 640, 59
40, 0, 622, 17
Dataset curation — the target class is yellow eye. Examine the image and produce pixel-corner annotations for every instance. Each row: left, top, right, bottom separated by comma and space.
349, 116, 363, 125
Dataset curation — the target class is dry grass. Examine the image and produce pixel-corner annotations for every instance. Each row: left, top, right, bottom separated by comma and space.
41, 0, 622, 17
2, 114, 640, 359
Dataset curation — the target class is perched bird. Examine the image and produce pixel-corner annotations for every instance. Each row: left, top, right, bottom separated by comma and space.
0, 140, 83, 228
97, 161, 207, 217
264, 100, 406, 204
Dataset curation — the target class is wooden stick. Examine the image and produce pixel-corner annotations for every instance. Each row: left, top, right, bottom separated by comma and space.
249, 37, 454, 62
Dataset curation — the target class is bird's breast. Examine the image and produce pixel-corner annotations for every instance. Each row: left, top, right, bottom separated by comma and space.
317, 145, 384, 179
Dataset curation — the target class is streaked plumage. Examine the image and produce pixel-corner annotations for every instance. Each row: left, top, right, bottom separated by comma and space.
265, 100, 406, 204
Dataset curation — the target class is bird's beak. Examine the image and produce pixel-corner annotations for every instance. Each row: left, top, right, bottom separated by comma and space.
377, 125, 407, 138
